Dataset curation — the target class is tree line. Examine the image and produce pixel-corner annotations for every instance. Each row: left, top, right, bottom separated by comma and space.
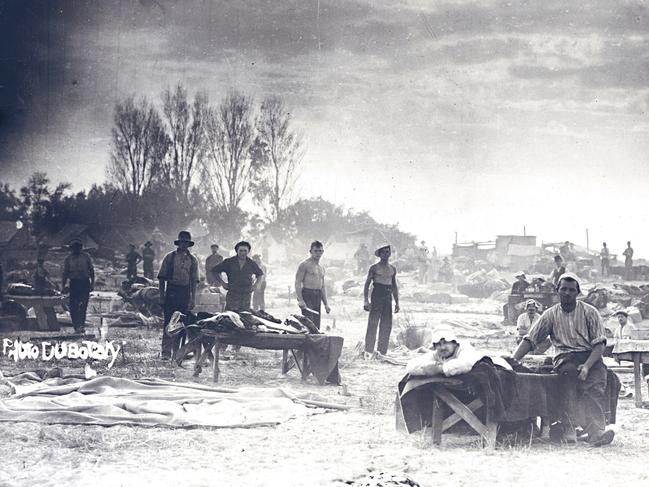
108, 85, 301, 229
0, 84, 415, 254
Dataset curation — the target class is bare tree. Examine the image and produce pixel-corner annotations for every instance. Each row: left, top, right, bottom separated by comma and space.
250, 95, 304, 222
202, 90, 254, 214
160, 84, 208, 201
108, 96, 169, 198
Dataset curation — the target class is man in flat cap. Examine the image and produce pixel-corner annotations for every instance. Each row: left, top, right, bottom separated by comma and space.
513, 272, 615, 447
158, 231, 199, 359
204, 243, 224, 287
211, 241, 263, 312
363, 244, 400, 358
62, 238, 95, 334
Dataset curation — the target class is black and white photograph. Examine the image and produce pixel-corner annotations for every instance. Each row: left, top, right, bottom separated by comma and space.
1, 1, 649, 485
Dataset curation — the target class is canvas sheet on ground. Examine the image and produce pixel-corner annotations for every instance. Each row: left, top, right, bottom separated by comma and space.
0, 376, 337, 427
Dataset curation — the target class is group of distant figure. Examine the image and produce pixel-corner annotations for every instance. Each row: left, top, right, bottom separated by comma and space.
353, 241, 453, 285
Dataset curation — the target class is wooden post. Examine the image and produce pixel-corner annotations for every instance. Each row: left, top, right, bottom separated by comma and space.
281, 349, 289, 374
431, 395, 443, 446
634, 353, 643, 408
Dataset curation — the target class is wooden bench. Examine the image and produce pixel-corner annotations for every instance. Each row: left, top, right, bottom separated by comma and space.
397, 372, 564, 448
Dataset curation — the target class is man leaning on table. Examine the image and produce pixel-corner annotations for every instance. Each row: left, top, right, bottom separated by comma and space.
512, 272, 615, 447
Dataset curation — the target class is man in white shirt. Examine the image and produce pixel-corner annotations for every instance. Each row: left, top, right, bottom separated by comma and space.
613, 310, 636, 340
517, 299, 541, 343
406, 326, 511, 377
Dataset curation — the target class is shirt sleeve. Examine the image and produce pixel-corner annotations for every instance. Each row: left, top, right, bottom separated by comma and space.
405, 352, 438, 374
441, 344, 485, 376
525, 311, 552, 347
586, 306, 607, 346
516, 314, 527, 333
212, 259, 228, 276
157, 254, 172, 280
253, 261, 264, 277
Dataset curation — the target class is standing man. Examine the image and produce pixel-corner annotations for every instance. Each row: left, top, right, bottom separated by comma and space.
62, 238, 95, 334
157, 231, 199, 360
252, 254, 267, 311
600, 242, 610, 278
623, 241, 634, 281
353, 243, 370, 276
32, 257, 51, 295
211, 241, 263, 312
142, 241, 155, 280
204, 244, 224, 286
363, 244, 400, 358
512, 273, 615, 447
549, 255, 566, 288
417, 240, 429, 284
125, 244, 142, 281
295, 241, 331, 328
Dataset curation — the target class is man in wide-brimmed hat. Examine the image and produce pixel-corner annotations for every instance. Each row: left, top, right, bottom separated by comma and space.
157, 231, 199, 360
511, 272, 529, 295
362, 244, 399, 359
513, 272, 615, 447
211, 241, 263, 312
62, 238, 95, 334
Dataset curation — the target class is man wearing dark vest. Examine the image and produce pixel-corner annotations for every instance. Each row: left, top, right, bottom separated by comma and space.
62, 238, 95, 334
157, 231, 199, 360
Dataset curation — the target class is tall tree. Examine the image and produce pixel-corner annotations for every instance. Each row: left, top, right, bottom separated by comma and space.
250, 96, 304, 222
107, 96, 169, 198
18, 172, 71, 234
0, 181, 25, 221
202, 90, 254, 214
160, 84, 208, 201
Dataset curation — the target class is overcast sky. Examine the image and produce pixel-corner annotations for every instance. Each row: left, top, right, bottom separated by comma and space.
2, 0, 649, 256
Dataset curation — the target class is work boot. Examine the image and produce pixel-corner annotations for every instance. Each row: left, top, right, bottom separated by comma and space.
589, 430, 615, 447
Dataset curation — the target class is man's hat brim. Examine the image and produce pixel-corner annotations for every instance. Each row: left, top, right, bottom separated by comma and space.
174, 239, 194, 246
375, 245, 391, 257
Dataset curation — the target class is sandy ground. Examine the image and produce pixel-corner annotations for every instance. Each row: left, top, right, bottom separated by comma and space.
1, 278, 648, 487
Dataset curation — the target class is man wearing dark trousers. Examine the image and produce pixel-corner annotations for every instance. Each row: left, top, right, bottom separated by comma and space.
62, 239, 95, 334
125, 244, 142, 281
513, 272, 615, 447
211, 241, 263, 312
295, 241, 331, 328
295, 240, 339, 384
158, 231, 199, 360
142, 241, 155, 279
363, 244, 400, 359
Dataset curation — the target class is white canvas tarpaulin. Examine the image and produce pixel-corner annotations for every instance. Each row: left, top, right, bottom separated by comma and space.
0, 376, 339, 427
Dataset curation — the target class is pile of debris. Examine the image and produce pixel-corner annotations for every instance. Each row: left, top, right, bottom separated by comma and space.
584, 283, 649, 321
457, 269, 509, 299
